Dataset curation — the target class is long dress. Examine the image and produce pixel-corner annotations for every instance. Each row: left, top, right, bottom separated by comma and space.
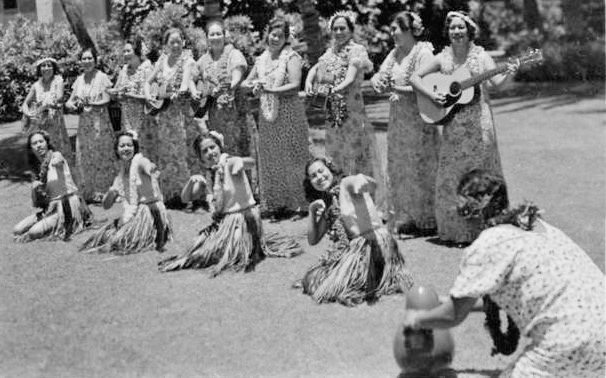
375, 43, 439, 232
159, 153, 301, 276
317, 40, 384, 210
151, 53, 195, 204
197, 44, 253, 157
300, 177, 414, 306
72, 71, 116, 202
450, 220, 605, 377
435, 44, 507, 243
24, 76, 74, 168
254, 47, 309, 214
14, 151, 93, 242
81, 153, 172, 255
114, 60, 157, 161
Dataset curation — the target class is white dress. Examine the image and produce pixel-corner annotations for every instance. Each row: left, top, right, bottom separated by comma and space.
450, 220, 605, 377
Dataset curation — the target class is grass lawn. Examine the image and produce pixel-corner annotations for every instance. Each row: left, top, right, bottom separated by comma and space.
0, 81, 603, 378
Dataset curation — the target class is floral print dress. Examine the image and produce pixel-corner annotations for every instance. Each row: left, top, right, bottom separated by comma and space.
375, 42, 438, 231
151, 53, 195, 203
197, 44, 254, 157
318, 41, 384, 211
450, 220, 605, 377
26, 76, 74, 167
435, 44, 507, 243
253, 47, 309, 214
114, 61, 156, 160
72, 71, 116, 202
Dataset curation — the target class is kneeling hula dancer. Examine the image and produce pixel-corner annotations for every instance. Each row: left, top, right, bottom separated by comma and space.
298, 157, 414, 306
81, 131, 172, 254
159, 130, 301, 277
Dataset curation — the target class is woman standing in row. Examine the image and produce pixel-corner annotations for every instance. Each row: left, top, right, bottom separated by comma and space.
371, 12, 438, 235
306, 11, 383, 213
65, 48, 115, 203
21, 57, 74, 169
411, 11, 516, 244
144, 28, 196, 206
195, 21, 252, 158
243, 16, 309, 218
111, 37, 156, 159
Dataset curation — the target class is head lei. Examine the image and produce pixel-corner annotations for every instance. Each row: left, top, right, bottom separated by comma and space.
203, 129, 225, 150
446, 11, 479, 35
125, 130, 139, 141
328, 10, 357, 32
407, 12, 425, 37
34, 57, 58, 68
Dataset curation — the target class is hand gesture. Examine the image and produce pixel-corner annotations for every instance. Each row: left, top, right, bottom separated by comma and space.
371, 75, 387, 93
430, 92, 446, 106
506, 61, 520, 75
402, 309, 422, 331
230, 157, 244, 175
190, 174, 206, 185
309, 199, 326, 223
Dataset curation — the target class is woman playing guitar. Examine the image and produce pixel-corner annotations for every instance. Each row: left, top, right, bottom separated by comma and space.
409, 11, 519, 245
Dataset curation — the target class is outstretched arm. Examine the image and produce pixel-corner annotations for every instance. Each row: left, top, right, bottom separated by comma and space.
403, 295, 478, 330
181, 175, 207, 203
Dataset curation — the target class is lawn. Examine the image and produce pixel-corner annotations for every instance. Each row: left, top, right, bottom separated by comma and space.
0, 81, 603, 378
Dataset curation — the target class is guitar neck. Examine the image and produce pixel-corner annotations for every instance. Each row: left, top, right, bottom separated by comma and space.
460, 63, 508, 90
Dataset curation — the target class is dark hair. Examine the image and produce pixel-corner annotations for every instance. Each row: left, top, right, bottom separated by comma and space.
126, 36, 144, 58
483, 296, 520, 356
79, 48, 98, 64
443, 11, 477, 41
330, 15, 355, 32
265, 17, 290, 46
113, 131, 140, 159
302, 157, 343, 204
391, 11, 424, 39
193, 133, 224, 162
457, 169, 541, 231
26, 130, 55, 172
36, 60, 60, 77
163, 28, 184, 45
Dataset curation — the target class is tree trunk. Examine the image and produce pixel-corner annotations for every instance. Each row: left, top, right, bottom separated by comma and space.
58, 0, 96, 53
300, 0, 324, 66
522, 0, 543, 32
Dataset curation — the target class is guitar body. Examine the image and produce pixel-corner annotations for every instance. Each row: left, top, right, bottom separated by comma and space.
417, 66, 476, 124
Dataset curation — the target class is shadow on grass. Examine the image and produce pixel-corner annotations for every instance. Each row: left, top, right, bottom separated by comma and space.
425, 237, 470, 249
455, 369, 501, 378
0, 134, 30, 182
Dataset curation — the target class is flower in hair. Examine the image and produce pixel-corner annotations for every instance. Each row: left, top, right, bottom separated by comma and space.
127, 130, 139, 141
328, 10, 357, 31
408, 12, 425, 37
205, 129, 225, 149
446, 11, 479, 33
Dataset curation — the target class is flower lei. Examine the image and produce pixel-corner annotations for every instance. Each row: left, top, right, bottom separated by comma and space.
256, 47, 293, 122
158, 53, 186, 95
118, 61, 151, 96
442, 42, 484, 75
317, 41, 360, 128
383, 42, 434, 102
321, 184, 350, 262
200, 44, 236, 109
204, 153, 229, 216
33, 150, 53, 208
34, 76, 61, 115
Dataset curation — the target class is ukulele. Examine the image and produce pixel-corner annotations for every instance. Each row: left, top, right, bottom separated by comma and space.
416, 48, 543, 124
144, 82, 171, 116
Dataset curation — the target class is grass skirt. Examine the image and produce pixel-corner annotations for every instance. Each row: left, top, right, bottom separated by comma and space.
80, 201, 172, 255
302, 227, 414, 306
16, 194, 93, 242
159, 206, 302, 277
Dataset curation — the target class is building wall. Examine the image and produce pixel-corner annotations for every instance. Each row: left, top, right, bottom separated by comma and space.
0, 0, 109, 24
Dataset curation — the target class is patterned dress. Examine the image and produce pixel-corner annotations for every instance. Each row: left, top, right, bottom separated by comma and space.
253, 47, 309, 214
25, 76, 74, 169
72, 71, 116, 202
151, 53, 195, 203
114, 61, 157, 160
197, 44, 253, 157
317, 41, 384, 210
375, 43, 438, 231
435, 44, 507, 243
450, 220, 605, 377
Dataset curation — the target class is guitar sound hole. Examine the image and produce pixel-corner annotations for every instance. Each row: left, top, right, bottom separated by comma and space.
449, 82, 461, 96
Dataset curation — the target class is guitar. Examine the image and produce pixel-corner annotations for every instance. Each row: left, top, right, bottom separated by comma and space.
190, 79, 212, 117
416, 49, 543, 124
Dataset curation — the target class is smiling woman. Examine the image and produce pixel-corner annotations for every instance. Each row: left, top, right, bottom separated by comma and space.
80, 131, 172, 255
